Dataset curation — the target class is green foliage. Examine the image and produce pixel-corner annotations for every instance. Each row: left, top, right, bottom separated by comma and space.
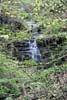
6, 81, 20, 97
22, 60, 37, 67
33, 0, 67, 17
0, 52, 30, 79
11, 31, 32, 40
0, 81, 20, 98
0, 0, 32, 19
19, 11, 29, 19
0, 27, 11, 35
0, 0, 67, 100
0, 86, 6, 94
47, 19, 67, 34
32, 0, 67, 35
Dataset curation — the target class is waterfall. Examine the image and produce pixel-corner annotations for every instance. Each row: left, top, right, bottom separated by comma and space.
27, 20, 41, 61
29, 39, 41, 61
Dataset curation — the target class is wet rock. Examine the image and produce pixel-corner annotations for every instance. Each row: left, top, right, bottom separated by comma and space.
36, 35, 67, 67
7, 40, 31, 61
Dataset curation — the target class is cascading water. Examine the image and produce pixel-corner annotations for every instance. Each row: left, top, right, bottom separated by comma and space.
27, 20, 41, 62
29, 39, 41, 62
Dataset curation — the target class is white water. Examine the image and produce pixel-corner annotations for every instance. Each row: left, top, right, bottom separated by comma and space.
27, 20, 41, 61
